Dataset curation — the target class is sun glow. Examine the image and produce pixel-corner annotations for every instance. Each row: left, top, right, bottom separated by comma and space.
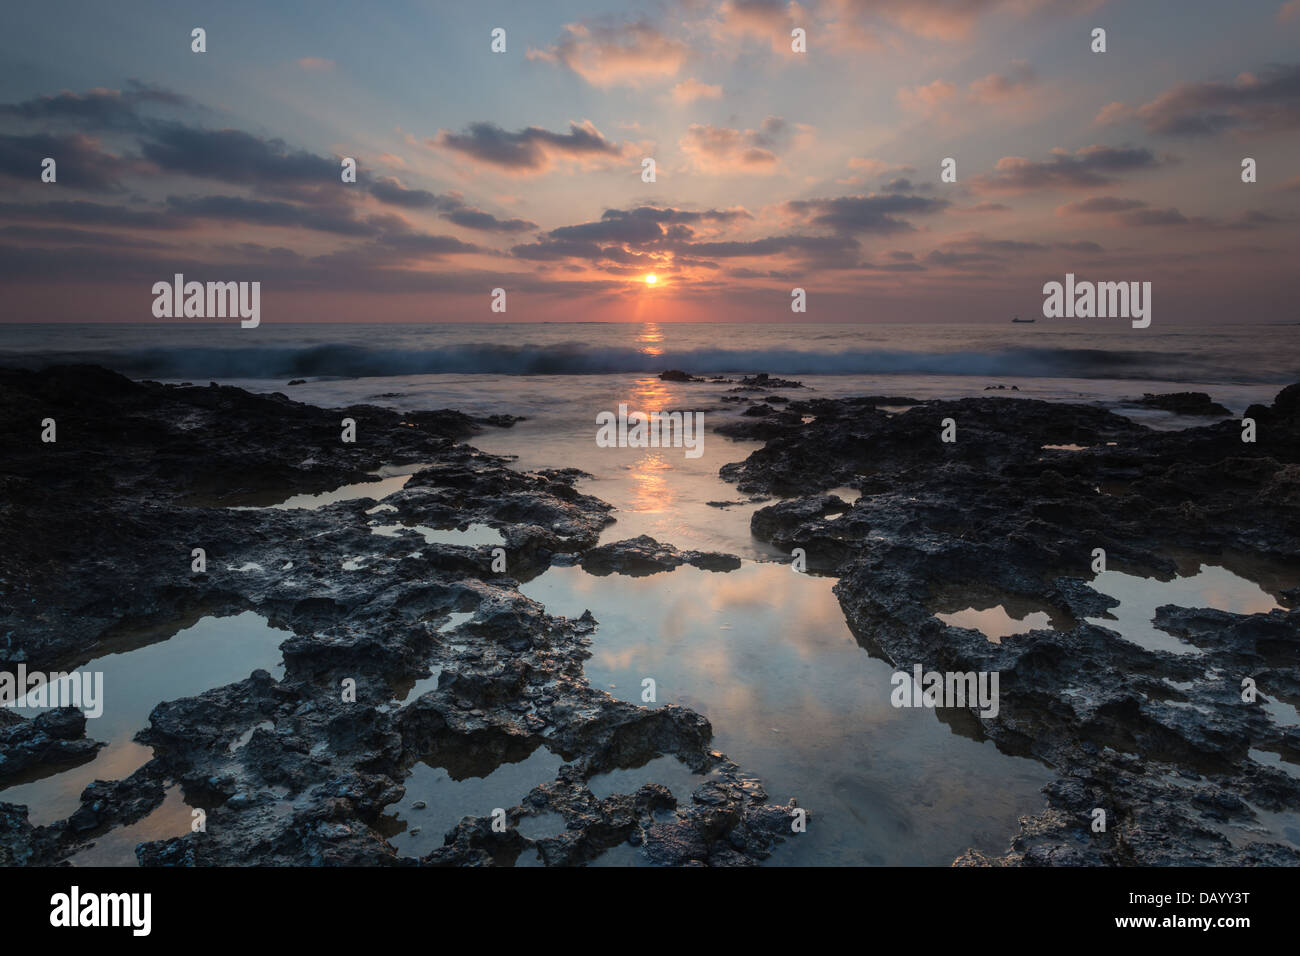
644, 273, 658, 285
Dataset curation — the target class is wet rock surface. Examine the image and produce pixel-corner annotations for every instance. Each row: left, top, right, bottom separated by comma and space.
579, 535, 742, 576
0, 709, 101, 786
0, 366, 796, 866
726, 386, 1300, 864
1127, 391, 1233, 417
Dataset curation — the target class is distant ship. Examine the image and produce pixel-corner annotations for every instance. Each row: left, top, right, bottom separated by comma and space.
1010, 315, 1036, 323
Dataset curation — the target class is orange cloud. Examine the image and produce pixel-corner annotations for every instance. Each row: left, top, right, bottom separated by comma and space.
672, 78, 723, 103
528, 21, 687, 88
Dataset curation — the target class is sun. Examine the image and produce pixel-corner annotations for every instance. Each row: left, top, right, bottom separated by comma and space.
644, 273, 658, 285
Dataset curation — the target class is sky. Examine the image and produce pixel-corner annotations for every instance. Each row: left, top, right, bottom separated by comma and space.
1, 0, 1298, 323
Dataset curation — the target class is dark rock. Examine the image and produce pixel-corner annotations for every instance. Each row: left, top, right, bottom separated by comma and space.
1128, 392, 1232, 417
0, 364, 791, 867
580, 535, 742, 576
721, 382, 1300, 865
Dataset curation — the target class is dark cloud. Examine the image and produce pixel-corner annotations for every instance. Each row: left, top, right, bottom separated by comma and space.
443, 207, 537, 233
0, 225, 168, 248
368, 176, 442, 208
977, 145, 1168, 191
434, 121, 620, 171
784, 194, 949, 234
862, 260, 927, 272
369, 176, 538, 232
0, 132, 139, 192
375, 232, 484, 255
0, 199, 183, 229
925, 235, 1047, 269
165, 194, 380, 236
141, 126, 338, 184
1117, 207, 1189, 226
511, 237, 605, 261
1056, 196, 1148, 215
671, 234, 860, 260
680, 117, 793, 170
0, 82, 194, 131
926, 249, 1002, 268
956, 201, 1011, 214
550, 216, 666, 244
1133, 63, 1300, 136
601, 205, 752, 224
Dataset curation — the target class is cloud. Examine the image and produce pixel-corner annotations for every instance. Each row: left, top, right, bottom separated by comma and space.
165, 194, 381, 236
0, 132, 142, 192
785, 193, 948, 233
975, 145, 1169, 191
955, 201, 1011, 214
0, 82, 194, 131
509, 202, 855, 272
924, 235, 1046, 271
1055, 196, 1148, 215
513, 205, 749, 258
824, 0, 1104, 43
0, 225, 169, 248
296, 57, 336, 71
897, 79, 958, 113
672, 78, 723, 103
368, 176, 442, 208
443, 207, 537, 233
1116, 207, 1189, 226
680, 116, 793, 171
838, 156, 915, 185
1114, 63, 1300, 136
899, 62, 1036, 117
141, 126, 338, 184
968, 62, 1037, 103
433, 120, 621, 173
367, 177, 539, 232
713, 1, 803, 52
602, 205, 753, 225
549, 215, 667, 244
528, 20, 688, 87
0, 199, 184, 229
672, 234, 860, 262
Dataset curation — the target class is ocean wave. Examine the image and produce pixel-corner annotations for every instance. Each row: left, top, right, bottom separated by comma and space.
0, 342, 1287, 383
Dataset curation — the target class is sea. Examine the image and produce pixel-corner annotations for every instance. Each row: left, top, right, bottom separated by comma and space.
3, 320, 1297, 865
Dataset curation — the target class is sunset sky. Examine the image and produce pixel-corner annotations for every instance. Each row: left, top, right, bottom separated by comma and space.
2, 0, 1298, 323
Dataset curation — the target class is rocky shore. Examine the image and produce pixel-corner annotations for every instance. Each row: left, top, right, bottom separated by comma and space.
0, 366, 796, 866
729, 385, 1300, 864
2, 365, 1297, 866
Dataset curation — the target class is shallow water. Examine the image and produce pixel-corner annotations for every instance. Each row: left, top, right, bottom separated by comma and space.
1, 611, 287, 827
226, 463, 432, 510
935, 605, 1055, 643
521, 562, 1053, 865
378, 745, 567, 858
67, 784, 195, 867
370, 521, 505, 547
1087, 562, 1284, 656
